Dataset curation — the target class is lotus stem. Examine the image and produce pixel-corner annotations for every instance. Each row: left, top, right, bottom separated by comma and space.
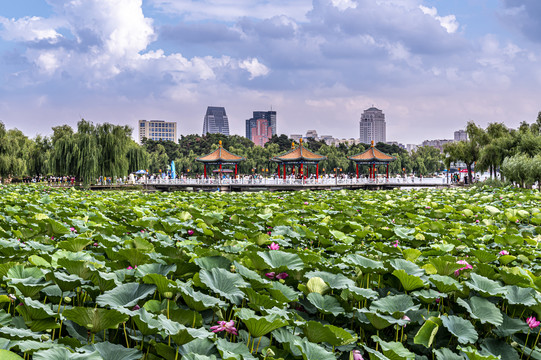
123, 322, 130, 348
526, 327, 541, 360
255, 336, 262, 353
192, 312, 196, 328
91, 332, 95, 344
167, 299, 170, 319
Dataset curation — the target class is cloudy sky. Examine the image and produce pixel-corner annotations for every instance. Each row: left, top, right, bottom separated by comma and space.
1, 0, 540, 144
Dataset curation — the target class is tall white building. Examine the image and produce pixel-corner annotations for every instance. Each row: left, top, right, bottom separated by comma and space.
359, 107, 386, 144
138, 120, 178, 143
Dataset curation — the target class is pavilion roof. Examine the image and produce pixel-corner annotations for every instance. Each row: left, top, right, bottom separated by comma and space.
196, 141, 245, 163
349, 143, 395, 163
272, 139, 326, 162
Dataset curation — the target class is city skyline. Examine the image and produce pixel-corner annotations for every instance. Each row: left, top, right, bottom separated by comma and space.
1, 1, 541, 144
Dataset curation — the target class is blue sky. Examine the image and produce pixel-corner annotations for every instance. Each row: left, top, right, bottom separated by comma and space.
1, 0, 540, 144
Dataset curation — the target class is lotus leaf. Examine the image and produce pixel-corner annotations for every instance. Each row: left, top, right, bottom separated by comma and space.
370, 294, 419, 317
371, 335, 416, 359
96, 283, 156, 308
465, 273, 507, 297
392, 269, 426, 291
413, 317, 441, 348
198, 268, 248, 305
306, 293, 345, 316
215, 338, 257, 360
441, 315, 478, 344
303, 321, 357, 346
457, 297, 503, 326
306, 277, 330, 294
236, 308, 288, 337
256, 250, 304, 270
62, 307, 129, 333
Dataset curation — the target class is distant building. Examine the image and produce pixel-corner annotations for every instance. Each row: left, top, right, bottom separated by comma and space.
305, 130, 319, 140
290, 134, 302, 141
454, 130, 468, 141
138, 120, 177, 143
246, 110, 277, 145
422, 139, 454, 152
203, 106, 230, 135
406, 144, 419, 153
360, 107, 386, 144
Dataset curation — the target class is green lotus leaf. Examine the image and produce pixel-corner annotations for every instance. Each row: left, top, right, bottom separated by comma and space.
194, 256, 232, 270
57, 237, 93, 252
46, 218, 70, 236
198, 268, 248, 305
402, 248, 422, 262
28, 255, 52, 268
90, 271, 121, 292
96, 283, 156, 308
304, 271, 355, 290
392, 269, 426, 291
142, 273, 177, 296
465, 273, 507, 297
33, 347, 101, 360
306, 277, 330, 294
441, 315, 478, 344
179, 283, 227, 311
131, 308, 161, 335
480, 339, 519, 360
215, 338, 256, 360
389, 259, 425, 277
62, 307, 129, 333
428, 257, 463, 276
267, 281, 300, 302
303, 321, 357, 346
342, 254, 386, 272
272, 327, 303, 358
256, 250, 304, 271
306, 293, 345, 316
81, 342, 142, 360
0, 327, 42, 340
179, 338, 217, 358
505, 285, 537, 306
232, 261, 270, 287
457, 345, 500, 360
414, 317, 441, 348
433, 348, 463, 360
116, 248, 152, 267
8, 340, 59, 353
242, 287, 282, 311
411, 289, 445, 303
429, 274, 463, 293
0, 349, 24, 360
361, 311, 393, 330
471, 249, 498, 264
372, 335, 416, 359
457, 297, 503, 326
348, 286, 379, 300
48, 272, 84, 292
493, 314, 529, 337
236, 308, 288, 337
134, 263, 177, 278
485, 205, 501, 216
362, 345, 391, 360
293, 337, 336, 360
370, 294, 419, 317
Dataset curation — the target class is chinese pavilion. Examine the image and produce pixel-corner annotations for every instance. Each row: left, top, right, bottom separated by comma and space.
271, 138, 327, 180
348, 141, 395, 179
196, 141, 245, 178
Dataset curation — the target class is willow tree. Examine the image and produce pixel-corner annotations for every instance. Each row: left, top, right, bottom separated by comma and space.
27, 135, 52, 176
96, 123, 131, 179
75, 120, 99, 185
126, 141, 149, 173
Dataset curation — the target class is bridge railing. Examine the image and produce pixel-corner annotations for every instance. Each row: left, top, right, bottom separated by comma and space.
138, 176, 449, 186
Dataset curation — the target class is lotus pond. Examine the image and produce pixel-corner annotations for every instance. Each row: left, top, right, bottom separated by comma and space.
1, 185, 541, 360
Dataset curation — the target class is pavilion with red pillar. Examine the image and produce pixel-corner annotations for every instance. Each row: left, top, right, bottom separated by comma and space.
271, 138, 326, 181
196, 141, 245, 178
348, 141, 395, 180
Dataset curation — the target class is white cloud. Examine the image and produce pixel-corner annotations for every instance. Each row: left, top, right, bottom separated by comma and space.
419, 5, 459, 33
331, 0, 357, 11
239, 58, 269, 79
0, 16, 63, 42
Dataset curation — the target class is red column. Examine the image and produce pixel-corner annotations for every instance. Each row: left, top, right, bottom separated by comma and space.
386, 164, 389, 179
220, 163, 222, 171
316, 163, 319, 179
283, 164, 286, 180
356, 164, 359, 179
235, 164, 238, 176
204, 164, 207, 178
300, 163, 303, 177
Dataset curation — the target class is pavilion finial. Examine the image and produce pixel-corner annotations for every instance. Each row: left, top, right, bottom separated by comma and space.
291, 141, 295, 149
219, 140, 222, 147
299, 137, 303, 144
371, 140, 374, 147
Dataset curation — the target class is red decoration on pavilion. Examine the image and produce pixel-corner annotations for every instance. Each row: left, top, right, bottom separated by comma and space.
348, 141, 395, 179
196, 140, 245, 178
271, 138, 326, 180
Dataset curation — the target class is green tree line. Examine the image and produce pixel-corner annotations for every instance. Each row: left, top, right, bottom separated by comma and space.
8, 113, 541, 186
443, 112, 541, 187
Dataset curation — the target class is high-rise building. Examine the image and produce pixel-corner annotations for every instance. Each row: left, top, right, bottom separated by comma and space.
245, 110, 277, 145
359, 107, 386, 144
138, 120, 177, 144
203, 106, 230, 135
454, 130, 468, 141
250, 119, 273, 147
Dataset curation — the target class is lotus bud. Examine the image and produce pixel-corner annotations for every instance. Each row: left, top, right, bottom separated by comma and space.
164, 291, 173, 299
64, 296, 72, 303
230, 264, 236, 273
41, 334, 50, 341
511, 341, 518, 348
265, 348, 275, 357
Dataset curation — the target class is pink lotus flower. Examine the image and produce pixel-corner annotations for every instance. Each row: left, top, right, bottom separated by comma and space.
392, 240, 399, 248
475, 219, 479, 223
352, 350, 364, 360
304, 202, 308, 205
402, 315, 410, 321
127, 266, 133, 270
268, 242, 280, 250
454, 260, 473, 276
276, 272, 289, 280
265, 272, 276, 279
132, 305, 140, 311
267, 231, 272, 235
527, 316, 540, 329
70, 227, 75, 232
499, 250, 509, 256
187, 229, 194, 236
93, 243, 99, 247
210, 320, 238, 335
